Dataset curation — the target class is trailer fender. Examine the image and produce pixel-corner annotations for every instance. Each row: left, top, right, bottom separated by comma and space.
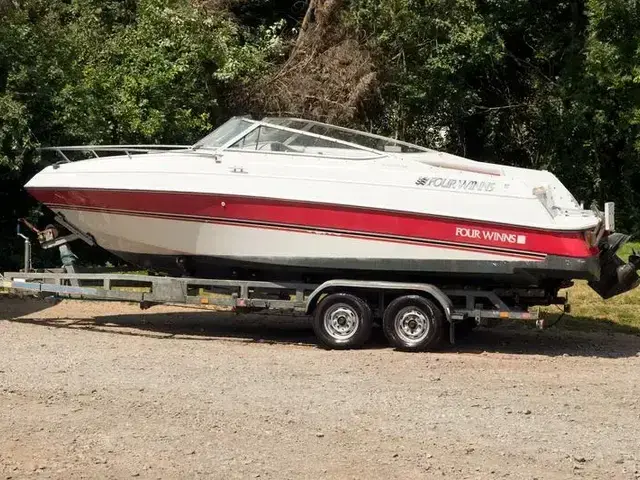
304, 279, 453, 323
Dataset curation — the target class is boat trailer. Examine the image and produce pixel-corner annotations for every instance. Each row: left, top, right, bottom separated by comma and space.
1, 219, 562, 351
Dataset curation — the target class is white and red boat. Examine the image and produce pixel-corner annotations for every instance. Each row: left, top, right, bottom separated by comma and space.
24, 116, 639, 298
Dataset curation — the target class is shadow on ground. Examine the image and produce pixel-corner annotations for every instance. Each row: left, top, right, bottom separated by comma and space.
3, 298, 640, 358
0, 295, 55, 319
452, 321, 640, 358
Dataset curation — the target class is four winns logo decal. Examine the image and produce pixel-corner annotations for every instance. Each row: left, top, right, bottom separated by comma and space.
415, 176, 495, 192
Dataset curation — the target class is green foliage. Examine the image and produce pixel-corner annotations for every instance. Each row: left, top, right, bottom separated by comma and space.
347, 0, 640, 234
579, 0, 640, 229
0, 92, 33, 172
0, 0, 639, 271
348, 0, 504, 147
0, 0, 281, 269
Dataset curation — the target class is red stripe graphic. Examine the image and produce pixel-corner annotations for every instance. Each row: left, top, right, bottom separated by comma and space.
44, 205, 547, 260
27, 187, 598, 258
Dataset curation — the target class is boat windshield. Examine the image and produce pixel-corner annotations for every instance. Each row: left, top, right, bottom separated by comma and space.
224, 123, 381, 159
262, 117, 431, 153
193, 116, 384, 159
193, 116, 432, 157
193, 117, 254, 149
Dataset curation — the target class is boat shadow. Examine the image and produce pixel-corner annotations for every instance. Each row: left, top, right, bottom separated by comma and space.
4, 300, 640, 357
8, 309, 323, 347
452, 315, 640, 358
0, 295, 56, 320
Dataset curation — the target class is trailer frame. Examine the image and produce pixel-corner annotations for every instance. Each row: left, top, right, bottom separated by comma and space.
1, 268, 541, 346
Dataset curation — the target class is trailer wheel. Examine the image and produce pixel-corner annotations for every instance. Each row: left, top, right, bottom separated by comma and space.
312, 293, 372, 349
383, 295, 445, 351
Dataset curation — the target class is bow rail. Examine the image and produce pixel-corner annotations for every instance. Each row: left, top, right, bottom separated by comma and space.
39, 144, 192, 162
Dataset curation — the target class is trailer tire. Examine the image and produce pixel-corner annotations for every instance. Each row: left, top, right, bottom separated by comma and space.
383, 295, 445, 351
312, 293, 372, 349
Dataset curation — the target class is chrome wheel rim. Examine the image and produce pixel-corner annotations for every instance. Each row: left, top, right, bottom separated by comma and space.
394, 306, 430, 344
324, 303, 360, 340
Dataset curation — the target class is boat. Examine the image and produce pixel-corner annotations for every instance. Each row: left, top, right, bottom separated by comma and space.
24, 115, 640, 299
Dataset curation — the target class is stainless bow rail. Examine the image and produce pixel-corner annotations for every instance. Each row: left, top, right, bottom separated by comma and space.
40, 145, 192, 162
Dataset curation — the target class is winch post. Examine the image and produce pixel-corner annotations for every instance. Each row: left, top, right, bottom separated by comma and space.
604, 202, 615, 232
16, 223, 32, 273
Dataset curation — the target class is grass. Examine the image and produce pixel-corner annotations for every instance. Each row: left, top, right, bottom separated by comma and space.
618, 241, 639, 262
538, 280, 640, 335
534, 242, 640, 335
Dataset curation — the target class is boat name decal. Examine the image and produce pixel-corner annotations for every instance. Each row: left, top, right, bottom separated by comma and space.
415, 176, 495, 192
456, 227, 527, 245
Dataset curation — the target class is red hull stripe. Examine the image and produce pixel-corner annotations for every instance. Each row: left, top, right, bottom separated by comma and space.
27, 187, 598, 258
45, 203, 546, 260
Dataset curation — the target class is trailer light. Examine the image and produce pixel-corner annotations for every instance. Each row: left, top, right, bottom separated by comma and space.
499, 311, 509, 318
200, 297, 209, 304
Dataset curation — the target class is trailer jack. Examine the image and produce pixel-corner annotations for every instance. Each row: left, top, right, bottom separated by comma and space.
17, 218, 82, 284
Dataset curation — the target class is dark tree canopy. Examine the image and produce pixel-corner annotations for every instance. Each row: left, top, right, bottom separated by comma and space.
1, 0, 639, 270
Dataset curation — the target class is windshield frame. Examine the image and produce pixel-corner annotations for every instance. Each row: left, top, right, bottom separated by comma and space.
194, 118, 387, 160
262, 117, 434, 154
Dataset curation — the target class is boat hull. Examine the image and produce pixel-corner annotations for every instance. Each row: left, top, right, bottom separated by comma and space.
48, 206, 599, 287
111, 250, 598, 287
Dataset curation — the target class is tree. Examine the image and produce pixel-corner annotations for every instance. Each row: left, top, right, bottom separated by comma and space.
347, 0, 639, 233
0, 0, 280, 269
1, 0, 639, 272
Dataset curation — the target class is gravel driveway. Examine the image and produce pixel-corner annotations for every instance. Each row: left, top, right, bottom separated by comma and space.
1, 297, 640, 479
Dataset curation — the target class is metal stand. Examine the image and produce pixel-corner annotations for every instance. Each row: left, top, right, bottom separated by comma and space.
16, 224, 32, 273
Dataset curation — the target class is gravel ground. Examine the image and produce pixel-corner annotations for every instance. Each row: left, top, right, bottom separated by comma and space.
1, 296, 640, 479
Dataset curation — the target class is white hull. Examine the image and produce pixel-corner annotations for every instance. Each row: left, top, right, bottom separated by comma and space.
57, 208, 517, 263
